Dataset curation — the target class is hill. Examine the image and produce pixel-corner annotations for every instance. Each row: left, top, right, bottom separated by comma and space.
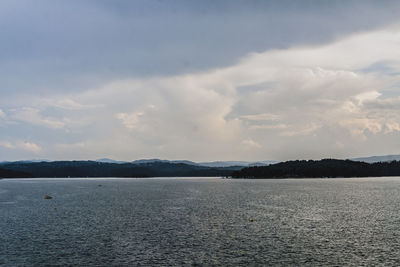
0, 161, 241, 178
351, 154, 400, 163
232, 159, 400, 178
198, 160, 276, 167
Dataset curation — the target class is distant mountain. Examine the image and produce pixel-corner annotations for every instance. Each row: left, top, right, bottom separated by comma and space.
1, 158, 277, 168
131, 158, 163, 164
131, 159, 198, 165
10, 155, 400, 166
248, 161, 278, 167
199, 161, 250, 167
129, 159, 276, 167
96, 158, 127, 164
4, 159, 51, 163
351, 154, 400, 163
199, 161, 276, 167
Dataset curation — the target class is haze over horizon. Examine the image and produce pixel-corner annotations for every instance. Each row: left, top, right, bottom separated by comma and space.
1, 0, 400, 162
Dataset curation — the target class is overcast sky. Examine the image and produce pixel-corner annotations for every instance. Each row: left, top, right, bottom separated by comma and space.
1, 0, 400, 161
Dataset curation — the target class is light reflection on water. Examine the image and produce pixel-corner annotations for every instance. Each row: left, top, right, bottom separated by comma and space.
1, 177, 400, 266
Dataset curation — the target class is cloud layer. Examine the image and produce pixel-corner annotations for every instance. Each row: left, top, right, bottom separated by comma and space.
1, 2, 400, 161
2, 24, 400, 161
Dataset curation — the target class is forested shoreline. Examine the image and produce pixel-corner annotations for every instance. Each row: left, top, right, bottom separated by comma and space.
232, 159, 400, 178
0, 161, 240, 178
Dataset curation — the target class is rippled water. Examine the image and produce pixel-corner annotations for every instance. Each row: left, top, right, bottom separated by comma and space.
1, 177, 400, 266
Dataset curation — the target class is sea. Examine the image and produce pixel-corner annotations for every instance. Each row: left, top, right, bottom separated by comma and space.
1, 177, 400, 266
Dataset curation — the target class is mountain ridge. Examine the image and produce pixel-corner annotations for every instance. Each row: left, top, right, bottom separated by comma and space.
3, 154, 400, 166
95, 158, 277, 167
350, 154, 400, 163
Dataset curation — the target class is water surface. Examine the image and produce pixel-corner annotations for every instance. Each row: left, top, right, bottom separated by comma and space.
1, 177, 400, 266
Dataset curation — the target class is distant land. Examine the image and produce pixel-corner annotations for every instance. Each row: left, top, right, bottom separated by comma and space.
350, 154, 400, 163
0, 161, 243, 178
0, 158, 277, 178
95, 158, 277, 167
4, 153, 400, 166
1, 155, 400, 178
232, 159, 400, 178
0, 167, 32, 178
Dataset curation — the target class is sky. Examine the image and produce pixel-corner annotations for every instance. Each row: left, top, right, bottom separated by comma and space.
1, 0, 400, 162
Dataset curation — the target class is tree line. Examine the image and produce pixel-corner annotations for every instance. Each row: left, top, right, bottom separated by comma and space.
232, 159, 400, 178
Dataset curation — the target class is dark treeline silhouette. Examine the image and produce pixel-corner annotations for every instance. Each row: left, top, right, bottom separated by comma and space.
0, 161, 241, 178
0, 167, 32, 178
232, 159, 400, 178
3, 159, 400, 179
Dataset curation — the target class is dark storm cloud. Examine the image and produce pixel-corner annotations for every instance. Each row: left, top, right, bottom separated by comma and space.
0, 0, 400, 94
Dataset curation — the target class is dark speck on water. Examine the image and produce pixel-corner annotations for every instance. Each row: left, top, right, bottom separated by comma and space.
1, 177, 400, 266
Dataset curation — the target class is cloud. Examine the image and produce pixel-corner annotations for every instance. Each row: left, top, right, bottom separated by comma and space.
19, 142, 41, 153
1, 0, 400, 98
0, 108, 5, 118
0, 141, 13, 149
0, 140, 41, 154
92, 26, 400, 160
2, 24, 400, 160
239, 113, 281, 122
12, 107, 70, 129
241, 139, 261, 149
116, 112, 144, 130
40, 98, 101, 110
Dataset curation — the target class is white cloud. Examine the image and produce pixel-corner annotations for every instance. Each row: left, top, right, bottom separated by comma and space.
0, 141, 14, 149
0, 140, 41, 155
116, 112, 144, 130
241, 139, 261, 149
354, 91, 381, 105
239, 113, 281, 121
12, 107, 70, 129
3, 25, 400, 160
280, 123, 321, 137
19, 142, 41, 153
0, 108, 5, 118
55, 142, 86, 149
40, 98, 101, 110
